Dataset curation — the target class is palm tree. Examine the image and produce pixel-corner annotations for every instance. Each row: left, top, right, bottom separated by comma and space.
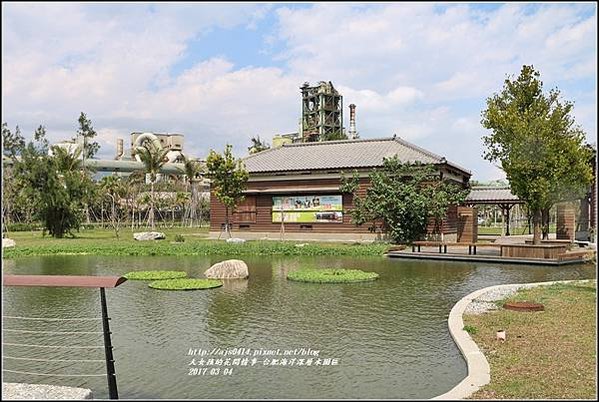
178, 156, 204, 227
134, 143, 168, 230
248, 135, 270, 154
51, 145, 83, 172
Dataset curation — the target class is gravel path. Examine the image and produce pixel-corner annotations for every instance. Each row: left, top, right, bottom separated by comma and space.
463, 279, 596, 315
463, 285, 523, 315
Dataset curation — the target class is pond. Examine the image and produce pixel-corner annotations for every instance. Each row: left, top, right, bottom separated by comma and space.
2, 255, 595, 399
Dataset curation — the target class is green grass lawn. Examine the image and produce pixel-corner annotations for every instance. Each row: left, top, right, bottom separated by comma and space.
4, 226, 210, 248
478, 224, 556, 236
464, 281, 597, 399
2, 227, 389, 258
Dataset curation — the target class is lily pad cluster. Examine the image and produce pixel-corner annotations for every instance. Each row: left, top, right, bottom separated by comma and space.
148, 278, 223, 291
124, 270, 188, 280
287, 268, 379, 283
123, 270, 223, 291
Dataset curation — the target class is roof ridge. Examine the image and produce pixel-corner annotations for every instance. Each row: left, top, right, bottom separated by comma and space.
393, 136, 444, 162
393, 136, 472, 174
282, 136, 396, 148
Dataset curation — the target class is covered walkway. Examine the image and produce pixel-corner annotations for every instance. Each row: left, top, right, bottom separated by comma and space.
465, 186, 524, 236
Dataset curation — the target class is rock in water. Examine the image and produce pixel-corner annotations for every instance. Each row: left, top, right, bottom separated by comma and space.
205, 259, 249, 279
2, 238, 16, 248
226, 237, 246, 244
133, 232, 166, 241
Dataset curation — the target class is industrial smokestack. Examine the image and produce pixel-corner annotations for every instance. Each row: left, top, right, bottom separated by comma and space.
348, 104, 357, 139
116, 138, 124, 160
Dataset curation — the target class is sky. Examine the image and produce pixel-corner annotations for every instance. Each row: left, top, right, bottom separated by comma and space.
2, 2, 597, 181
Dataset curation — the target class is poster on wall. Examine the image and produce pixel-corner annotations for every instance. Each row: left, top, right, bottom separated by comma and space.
272, 195, 343, 223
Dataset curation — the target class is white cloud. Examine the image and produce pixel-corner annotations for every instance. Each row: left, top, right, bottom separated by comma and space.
1, 3, 596, 181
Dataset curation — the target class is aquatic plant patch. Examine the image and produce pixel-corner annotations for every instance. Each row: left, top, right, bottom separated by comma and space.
287, 268, 379, 283
148, 278, 223, 290
124, 270, 188, 280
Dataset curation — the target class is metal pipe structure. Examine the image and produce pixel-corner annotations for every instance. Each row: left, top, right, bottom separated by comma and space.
3, 156, 185, 175
348, 104, 357, 139
132, 132, 163, 163
85, 159, 185, 174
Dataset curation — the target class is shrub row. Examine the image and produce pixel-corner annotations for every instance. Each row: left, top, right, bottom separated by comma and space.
3, 240, 389, 259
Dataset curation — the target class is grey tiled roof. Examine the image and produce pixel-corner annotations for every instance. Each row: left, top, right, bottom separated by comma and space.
242, 136, 470, 174
466, 187, 522, 204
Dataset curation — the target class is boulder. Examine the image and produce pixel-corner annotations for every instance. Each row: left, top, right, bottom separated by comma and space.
205, 259, 249, 279
226, 237, 246, 244
133, 232, 166, 241
2, 238, 16, 248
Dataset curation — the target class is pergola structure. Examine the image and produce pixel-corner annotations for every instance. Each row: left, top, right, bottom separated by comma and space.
465, 186, 524, 236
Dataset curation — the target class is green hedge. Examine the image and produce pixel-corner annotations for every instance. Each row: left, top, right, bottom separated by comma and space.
4, 241, 389, 258
148, 278, 223, 290
124, 270, 188, 280
287, 268, 379, 283
6, 223, 42, 232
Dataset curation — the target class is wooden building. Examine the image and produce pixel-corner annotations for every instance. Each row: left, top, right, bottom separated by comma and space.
209, 136, 471, 240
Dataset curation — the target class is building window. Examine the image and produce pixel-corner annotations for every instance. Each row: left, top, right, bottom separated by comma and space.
233, 196, 257, 223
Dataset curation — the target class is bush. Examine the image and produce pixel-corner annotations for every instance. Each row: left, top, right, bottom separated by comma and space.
287, 268, 379, 283
3, 240, 390, 259
6, 222, 42, 232
124, 270, 188, 280
148, 278, 223, 290
174, 234, 185, 243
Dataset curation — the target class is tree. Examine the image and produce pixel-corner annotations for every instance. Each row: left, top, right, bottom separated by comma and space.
205, 144, 249, 238
2, 123, 25, 158
322, 131, 348, 141
427, 178, 469, 240
2, 123, 26, 234
134, 142, 169, 230
125, 170, 145, 228
248, 135, 270, 154
179, 156, 205, 227
15, 129, 94, 238
99, 176, 126, 238
481, 65, 593, 244
341, 158, 467, 244
75, 112, 100, 160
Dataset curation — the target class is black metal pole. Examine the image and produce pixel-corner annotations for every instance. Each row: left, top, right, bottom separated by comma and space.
100, 287, 119, 399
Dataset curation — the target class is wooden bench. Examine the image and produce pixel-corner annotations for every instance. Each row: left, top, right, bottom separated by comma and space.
467, 243, 502, 255
411, 241, 502, 255
412, 241, 452, 253
557, 250, 594, 262
500, 244, 568, 259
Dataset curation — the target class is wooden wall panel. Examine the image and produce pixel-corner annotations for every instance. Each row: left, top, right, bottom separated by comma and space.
210, 176, 461, 235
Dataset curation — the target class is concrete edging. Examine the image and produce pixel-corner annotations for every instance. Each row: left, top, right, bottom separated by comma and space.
432, 279, 595, 400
